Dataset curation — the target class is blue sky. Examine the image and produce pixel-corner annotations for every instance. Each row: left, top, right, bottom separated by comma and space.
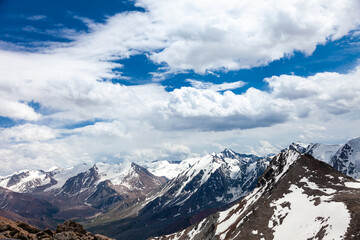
0, 0, 360, 174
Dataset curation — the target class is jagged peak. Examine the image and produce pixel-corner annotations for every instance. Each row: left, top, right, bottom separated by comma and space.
258, 149, 301, 187
220, 147, 237, 157
288, 141, 310, 153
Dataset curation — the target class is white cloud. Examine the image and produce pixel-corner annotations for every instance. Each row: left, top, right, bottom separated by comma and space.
26, 15, 47, 21
186, 79, 246, 91
137, 0, 360, 72
0, 0, 360, 174
69, 121, 129, 138
1, 59, 360, 174
8, 0, 359, 74
156, 65, 360, 131
124, 143, 194, 163
159, 87, 290, 130
266, 66, 360, 116
248, 140, 282, 156
0, 141, 82, 175
0, 124, 56, 143
22, 26, 82, 40
0, 100, 41, 121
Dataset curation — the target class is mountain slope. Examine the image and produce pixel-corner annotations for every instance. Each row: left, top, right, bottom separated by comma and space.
0, 187, 59, 229
152, 150, 360, 240
143, 149, 268, 216
86, 149, 269, 239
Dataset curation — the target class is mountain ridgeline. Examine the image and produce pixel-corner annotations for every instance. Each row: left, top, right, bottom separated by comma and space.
151, 149, 360, 240
0, 137, 360, 240
0, 148, 270, 239
289, 137, 360, 179
86, 149, 269, 239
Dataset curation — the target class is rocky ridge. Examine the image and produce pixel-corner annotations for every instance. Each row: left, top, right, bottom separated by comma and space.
0, 216, 113, 240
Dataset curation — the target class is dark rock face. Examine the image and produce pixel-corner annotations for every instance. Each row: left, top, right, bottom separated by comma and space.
60, 166, 100, 196
331, 143, 355, 175
0, 216, 113, 240
7, 171, 32, 187
85, 180, 124, 209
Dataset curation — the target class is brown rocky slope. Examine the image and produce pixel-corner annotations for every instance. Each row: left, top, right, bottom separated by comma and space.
0, 216, 114, 240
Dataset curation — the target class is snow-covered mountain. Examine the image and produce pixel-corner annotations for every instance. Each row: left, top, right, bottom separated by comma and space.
57, 162, 167, 209
0, 161, 167, 222
146, 148, 269, 211
87, 148, 269, 239
289, 137, 360, 179
152, 149, 360, 240
0, 162, 166, 196
0, 163, 91, 193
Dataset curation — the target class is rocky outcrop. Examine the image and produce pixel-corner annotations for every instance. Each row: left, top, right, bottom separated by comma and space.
0, 216, 113, 240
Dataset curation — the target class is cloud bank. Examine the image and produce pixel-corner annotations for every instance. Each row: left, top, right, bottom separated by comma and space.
0, 0, 360, 174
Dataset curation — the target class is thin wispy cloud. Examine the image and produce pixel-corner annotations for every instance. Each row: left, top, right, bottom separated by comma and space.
26, 15, 47, 21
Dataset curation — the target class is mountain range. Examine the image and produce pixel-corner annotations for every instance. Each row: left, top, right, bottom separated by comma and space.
0, 137, 359, 239
85, 149, 269, 239
150, 149, 360, 240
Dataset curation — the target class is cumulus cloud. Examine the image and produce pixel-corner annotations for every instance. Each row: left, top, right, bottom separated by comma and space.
1, 0, 360, 173
1, 0, 359, 123
0, 124, 56, 143
138, 0, 360, 72
0, 50, 170, 123
266, 66, 360, 116
159, 87, 290, 130
153, 65, 360, 131
0, 100, 41, 121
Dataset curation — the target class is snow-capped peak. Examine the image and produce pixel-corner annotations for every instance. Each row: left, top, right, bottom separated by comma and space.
287, 137, 360, 179
46, 163, 91, 191
94, 161, 135, 185
220, 147, 237, 158
0, 169, 51, 193
156, 150, 268, 208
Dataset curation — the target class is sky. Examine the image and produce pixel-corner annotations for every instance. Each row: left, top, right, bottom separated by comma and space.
0, 0, 360, 175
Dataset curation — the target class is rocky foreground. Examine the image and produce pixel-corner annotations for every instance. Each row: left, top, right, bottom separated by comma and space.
0, 216, 113, 240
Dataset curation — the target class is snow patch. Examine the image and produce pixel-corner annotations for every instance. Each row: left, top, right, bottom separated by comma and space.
344, 181, 360, 189
300, 177, 336, 194
270, 184, 350, 240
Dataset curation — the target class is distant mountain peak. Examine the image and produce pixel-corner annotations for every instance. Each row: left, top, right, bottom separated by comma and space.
220, 147, 237, 158
287, 137, 360, 179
